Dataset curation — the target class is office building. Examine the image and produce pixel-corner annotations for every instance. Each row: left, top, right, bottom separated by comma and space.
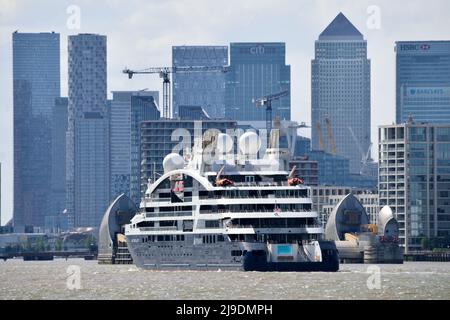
178, 105, 211, 120
110, 91, 159, 203
13, 32, 60, 230
67, 34, 109, 228
130, 93, 160, 204
294, 136, 311, 157
396, 41, 450, 124
289, 158, 319, 186
225, 42, 290, 122
379, 122, 450, 252
172, 46, 228, 119
311, 13, 371, 174
47, 97, 69, 231
307, 151, 349, 186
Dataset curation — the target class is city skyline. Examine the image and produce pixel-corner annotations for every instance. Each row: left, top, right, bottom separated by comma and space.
1, 0, 450, 224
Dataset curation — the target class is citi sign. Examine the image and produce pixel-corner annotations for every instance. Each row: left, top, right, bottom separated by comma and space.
250, 45, 265, 55
400, 44, 431, 51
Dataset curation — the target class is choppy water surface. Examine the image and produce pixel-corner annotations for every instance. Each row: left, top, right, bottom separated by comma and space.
0, 259, 449, 299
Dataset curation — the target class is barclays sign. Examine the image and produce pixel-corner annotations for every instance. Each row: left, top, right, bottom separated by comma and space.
407, 87, 450, 98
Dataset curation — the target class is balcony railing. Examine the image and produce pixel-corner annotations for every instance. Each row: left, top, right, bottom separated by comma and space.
146, 211, 192, 218
139, 226, 178, 232
199, 209, 313, 214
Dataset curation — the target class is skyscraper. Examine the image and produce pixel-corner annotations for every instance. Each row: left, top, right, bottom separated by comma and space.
13, 32, 60, 231
225, 43, 291, 122
396, 41, 450, 124
110, 91, 160, 205
50, 97, 68, 225
172, 46, 228, 119
311, 13, 371, 174
67, 34, 109, 228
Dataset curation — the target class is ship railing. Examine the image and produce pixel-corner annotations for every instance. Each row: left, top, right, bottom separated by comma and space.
146, 211, 192, 218
148, 197, 193, 203
139, 226, 178, 231
199, 209, 312, 214
226, 224, 322, 229
199, 195, 308, 200
225, 224, 254, 229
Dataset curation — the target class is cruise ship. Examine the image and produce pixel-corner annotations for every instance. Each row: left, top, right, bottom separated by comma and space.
125, 130, 339, 271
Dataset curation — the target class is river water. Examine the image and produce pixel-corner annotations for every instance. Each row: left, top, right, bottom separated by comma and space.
0, 259, 449, 299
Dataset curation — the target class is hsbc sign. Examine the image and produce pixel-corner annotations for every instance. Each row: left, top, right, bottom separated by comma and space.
400, 43, 431, 51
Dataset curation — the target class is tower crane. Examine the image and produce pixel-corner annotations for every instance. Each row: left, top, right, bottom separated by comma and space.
123, 66, 228, 119
252, 90, 289, 142
325, 117, 337, 155
316, 122, 325, 151
348, 126, 373, 174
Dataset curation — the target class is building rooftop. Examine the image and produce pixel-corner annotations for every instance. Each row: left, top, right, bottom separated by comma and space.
319, 12, 363, 40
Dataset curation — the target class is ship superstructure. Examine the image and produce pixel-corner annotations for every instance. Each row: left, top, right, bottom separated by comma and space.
125, 130, 339, 271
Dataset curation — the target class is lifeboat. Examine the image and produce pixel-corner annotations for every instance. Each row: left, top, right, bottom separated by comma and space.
216, 178, 235, 187
288, 177, 304, 186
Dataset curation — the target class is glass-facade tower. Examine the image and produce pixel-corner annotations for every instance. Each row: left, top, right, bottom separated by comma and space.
172, 46, 228, 119
110, 91, 160, 205
225, 43, 290, 122
67, 34, 109, 228
13, 32, 60, 230
311, 13, 371, 174
396, 41, 450, 124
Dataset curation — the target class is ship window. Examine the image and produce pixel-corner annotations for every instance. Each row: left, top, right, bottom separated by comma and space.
157, 235, 163, 241
217, 235, 225, 242
245, 176, 255, 183
205, 220, 220, 228
231, 250, 243, 257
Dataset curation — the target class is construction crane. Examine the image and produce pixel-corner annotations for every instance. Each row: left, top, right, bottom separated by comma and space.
123, 66, 228, 119
316, 122, 325, 151
325, 117, 337, 155
252, 90, 289, 142
347, 126, 373, 174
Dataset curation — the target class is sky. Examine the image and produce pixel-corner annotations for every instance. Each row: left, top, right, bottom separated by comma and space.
1, 0, 450, 225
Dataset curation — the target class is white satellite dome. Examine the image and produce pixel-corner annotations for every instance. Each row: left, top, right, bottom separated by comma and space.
216, 133, 233, 154
239, 131, 261, 155
163, 153, 185, 173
